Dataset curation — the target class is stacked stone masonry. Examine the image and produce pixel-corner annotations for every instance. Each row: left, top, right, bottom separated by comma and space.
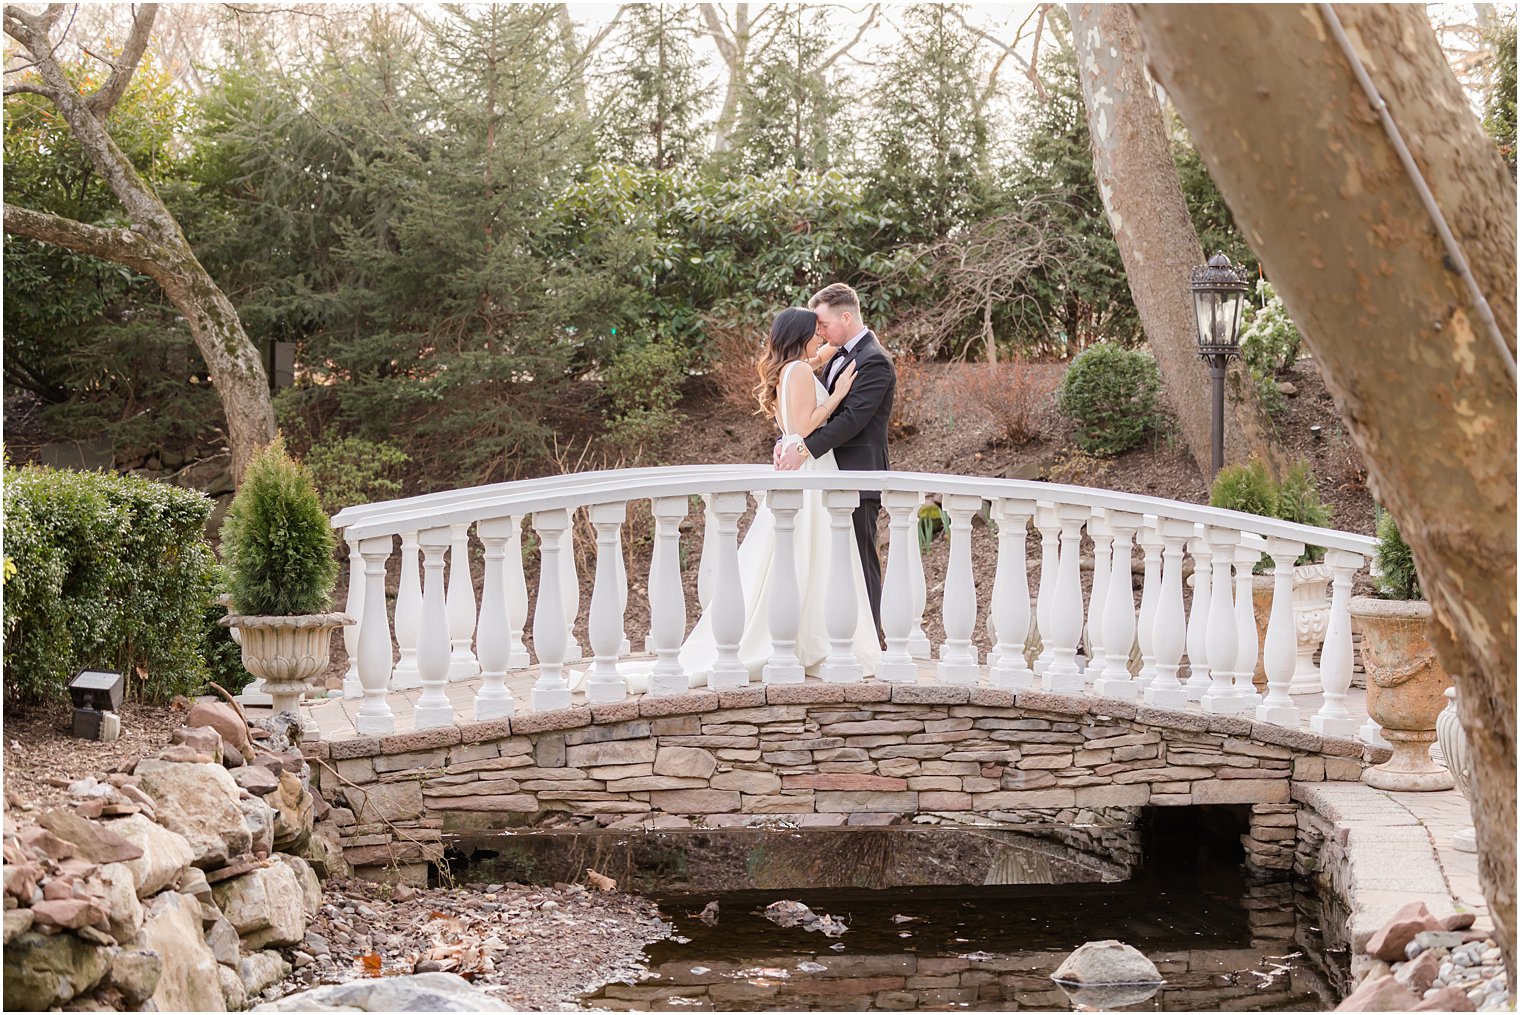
311, 686, 1386, 883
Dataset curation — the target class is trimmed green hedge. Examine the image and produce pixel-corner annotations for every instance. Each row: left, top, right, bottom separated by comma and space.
3, 465, 227, 705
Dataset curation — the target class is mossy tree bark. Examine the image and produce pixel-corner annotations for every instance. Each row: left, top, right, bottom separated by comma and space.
1128, 2, 1517, 984
1068, 3, 1286, 482
2, 3, 275, 485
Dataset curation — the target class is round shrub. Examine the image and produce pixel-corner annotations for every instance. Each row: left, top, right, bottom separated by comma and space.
1057, 344, 1161, 456
1209, 459, 1278, 518
220, 436, 339, 616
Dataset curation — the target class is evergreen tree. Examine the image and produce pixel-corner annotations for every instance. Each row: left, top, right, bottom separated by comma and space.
1485, 10, 1517, 172
596, 5, 710, 170
725, 5, 848, 174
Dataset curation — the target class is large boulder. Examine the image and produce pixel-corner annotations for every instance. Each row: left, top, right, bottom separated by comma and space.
98, 862, 144, 943
2, 930, 111, 1010
1334, 973, 1423, 1011
270, 772, 314, 853
212, 862, 307, 949
274, 853, 322, 919
187, 700, 252, 754
252, 972, 517, 1011
135, 760, 251, 868
1052, 940, 1163, 986
218, 963, 249, 1011
1365, 901, 1447, 962
37, 809, 143, 864
108, 949, 164, 1007
139, 891, 226, 1012
240, 949, 292, 995
242, 796, 275, 856
106, 813, 195, 897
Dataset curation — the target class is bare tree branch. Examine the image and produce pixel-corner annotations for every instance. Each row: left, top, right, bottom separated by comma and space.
4, 202, 173, 275
819, 3, 880, 71
3, 79, 56, 98
84, 2, 157, 119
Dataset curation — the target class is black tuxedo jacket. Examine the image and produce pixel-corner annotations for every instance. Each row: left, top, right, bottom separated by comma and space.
803, 330, 895, 484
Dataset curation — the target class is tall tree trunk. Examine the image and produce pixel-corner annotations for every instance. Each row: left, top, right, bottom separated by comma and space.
702, 3, 751, 155
1068, 3, 1285, 481
4, 4, 275, 484
1129, 2, 1516, 985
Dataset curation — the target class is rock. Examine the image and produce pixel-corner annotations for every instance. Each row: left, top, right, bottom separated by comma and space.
240, 950, 292, 994
271, 772, 314, 852
188, 701, 251, 753
1279, 381, 1299, 396
3, 930, 112, 1010
1366, 901, 1446, 962
108, 949, 163, 1005
106, 813, 196, 897
1411, 985, 1478, 1011
140, 891, 227, 1012
1056, 982, 1163, 1010
218, 963, 248, 1011
234, 766, 280, 796
1442, 912, 1478, 932
98, 862, 144, 942
274, 853, 322, 919
251, 972, 517, 1011
176, 866, 214, 906
135, 760, 251, 868
171, 726, 225, 764
1051, 940, 1163, 986
1414, 931, 1468, 953
1336, 974, 1422, 1011
31, 897, 109, 932
653, 746, 717, 779
18, 825, 79, 860
204, 912, 242, 967
1398, 947, 1445, 994
4, 907, 34, 943
156, 745, 216, 764
242, 796, 276, 856
212, 861, 307, 948
37, 809, 144, 864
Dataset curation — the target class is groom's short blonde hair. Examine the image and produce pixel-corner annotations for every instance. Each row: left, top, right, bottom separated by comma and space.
809, 283, 861, 316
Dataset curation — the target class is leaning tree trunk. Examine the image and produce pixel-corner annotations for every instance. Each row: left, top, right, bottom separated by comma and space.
1068, 3, 1286, 481
1129, 2, 1517, 985
3, 4, 275, 485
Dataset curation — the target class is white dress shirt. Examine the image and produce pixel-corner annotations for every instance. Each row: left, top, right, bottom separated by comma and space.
826, 327, 870, 386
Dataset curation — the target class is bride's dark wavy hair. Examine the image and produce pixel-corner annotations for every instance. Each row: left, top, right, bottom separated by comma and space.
755, 307, 818, 421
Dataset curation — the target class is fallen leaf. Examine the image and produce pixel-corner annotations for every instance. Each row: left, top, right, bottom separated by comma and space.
359, 953, 382, 976
585, 868, 617, 892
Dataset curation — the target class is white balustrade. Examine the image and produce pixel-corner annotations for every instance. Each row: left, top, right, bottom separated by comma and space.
1184, 533, 1213, 701
504, 516, 530, 668
1086, 514, 1113, 678
1134, 522, 1163, 690
557, 523, 582, 661
906, 495, 932, 659
821, 489, 867, 683
584, 503, 630, 703
1043, 504, 1089, 692
341, 537, 364, 701
446, 523, 481, 680
354, 536, 396, 734
764, 489, 807, 684
697, 494, 718, 611
937, 494, 984, 684
1032, 505, 1059, 677
614, 519, 632, 657
648, 497, 689, 697
392, 531, 423, 690
1092, 510, 1141, 699
415, 527, 455, 728
1311, 548, 1363, 737
473, 517, 517, 720
1256, 536, 1304, 726
1200, 527, 1244, 714
1231, 544, 1261, 707
878, 492, 921, 682
989, 499, 1036, 689
707, 491, 750, 690
530, 509, 573, 711
1144, 518, 1194, 709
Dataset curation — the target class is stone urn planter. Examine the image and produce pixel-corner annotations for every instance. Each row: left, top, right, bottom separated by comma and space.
1435, 685, 1478, 852
221, 612, 353, 727
1352, 597, 1453, 791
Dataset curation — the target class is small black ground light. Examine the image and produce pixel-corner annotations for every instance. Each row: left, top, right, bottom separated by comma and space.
69, 669, 124, 741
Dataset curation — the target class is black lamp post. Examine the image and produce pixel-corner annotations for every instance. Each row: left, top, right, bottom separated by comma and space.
1190, 252, 1250, 477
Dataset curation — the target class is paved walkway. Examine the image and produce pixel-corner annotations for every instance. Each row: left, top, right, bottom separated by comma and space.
1390, 786, 1491, 933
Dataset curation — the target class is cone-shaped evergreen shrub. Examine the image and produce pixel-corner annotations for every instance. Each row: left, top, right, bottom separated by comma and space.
1208, 459, 1278, 518
1374, 507, 1422, 601
221, 436, 339, 616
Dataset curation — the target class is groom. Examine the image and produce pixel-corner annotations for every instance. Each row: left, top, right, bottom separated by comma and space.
776, 282, 896, 636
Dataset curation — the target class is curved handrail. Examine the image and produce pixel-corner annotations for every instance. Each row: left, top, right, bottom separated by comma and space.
335, 464, 1376, 555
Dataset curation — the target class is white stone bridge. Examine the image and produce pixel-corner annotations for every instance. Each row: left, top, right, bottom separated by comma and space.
263, 466, 1394, 879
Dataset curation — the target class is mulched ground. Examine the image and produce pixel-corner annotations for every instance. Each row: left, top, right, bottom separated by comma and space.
3, 699, 184, 812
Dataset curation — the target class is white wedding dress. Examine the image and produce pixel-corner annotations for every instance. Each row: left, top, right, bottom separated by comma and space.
591, 359, 881, 692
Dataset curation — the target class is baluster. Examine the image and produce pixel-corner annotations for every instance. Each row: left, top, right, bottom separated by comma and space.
880, 491, 923, 683
341, 537, 364, 700
1134, 522, 1163, 690
1144, 519, 1194, 709
648, 497, 690, 697
907, 494, 932, 659
505, 516, 531, 668
1232, 544, 1262, 707
1184, 532, 1213, 701
446, 523, 481, 680
415, 528, 455, 728
707, 491, 750, 690
1255, 536, 1304, 726
989, 498, 1037, 689
763, 489, 807, 684
585, 503, 629, 702
1092, 510, 1141, 699
558, 523, 582, 661
531, 509, 573, 711
390, 532, 423, 690
821, 489, 867, 683
1086, 514, 1113, 678
1199, 528, 1243, 714
697, 494, 718, 611
474, 518, 516, 720
937, 494, 984, 684
1032, 505, 1059, 676
1043, 505, 1089, 692
354, 536, 397, 735
615, 518, 632, 657
1310, 548, 1363, 737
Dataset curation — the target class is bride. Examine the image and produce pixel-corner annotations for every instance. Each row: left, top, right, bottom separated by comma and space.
603, 307, 882, 692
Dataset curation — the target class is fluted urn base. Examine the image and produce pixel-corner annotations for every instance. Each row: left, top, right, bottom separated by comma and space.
1362, 728, 1455, 791
222, 611, 355, 736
